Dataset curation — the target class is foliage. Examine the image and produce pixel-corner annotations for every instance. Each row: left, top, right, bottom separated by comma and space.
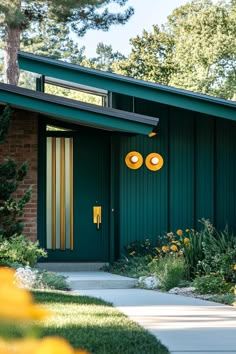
0, 268, 88, 353
0, 234, 47, 267
0, 0, 134, 84
210, 293, 236, 306
15, 266, 69, 291
34, 291, 169, 354
0, 106, 32, 239
152, 255, 186, 291
82, 42, 126, 71
106, 255, 152, 278
125, 239, 156, 258
113, 0, 236, 100
37, 270, 69, 291
0, 106, 11, 143
44, 83, 103, 106
193, 274, 233, 294
196, 220, 236, 283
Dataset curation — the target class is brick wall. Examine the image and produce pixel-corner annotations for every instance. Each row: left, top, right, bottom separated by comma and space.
0, 108, 38, 241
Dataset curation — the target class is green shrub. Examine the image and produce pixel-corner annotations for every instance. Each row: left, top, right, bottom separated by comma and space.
196, 220, 236, 283
125, 239, 156, 257
154, 255, 186, 291
37, 270, 70, 290
106, 255, 152, 278
193, 274, 233, 294
210, 293, 235, 306
0, 234, 47, 267
15, 266, 70, 290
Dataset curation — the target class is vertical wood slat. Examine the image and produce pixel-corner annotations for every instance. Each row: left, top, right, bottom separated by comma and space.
70, 138, 74, 250
60, 138, 66, 250
51, 138, 56, 250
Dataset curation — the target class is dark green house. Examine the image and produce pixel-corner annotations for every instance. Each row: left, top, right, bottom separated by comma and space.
0, 51, 235, 263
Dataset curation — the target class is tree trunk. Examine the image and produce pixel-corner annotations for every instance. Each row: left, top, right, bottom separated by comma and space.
5, 26, 21, 85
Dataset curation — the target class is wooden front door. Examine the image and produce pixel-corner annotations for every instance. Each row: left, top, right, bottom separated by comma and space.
45, 131, 110, 262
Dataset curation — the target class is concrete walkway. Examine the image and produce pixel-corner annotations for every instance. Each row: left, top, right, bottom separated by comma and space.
76, 288, 236, 354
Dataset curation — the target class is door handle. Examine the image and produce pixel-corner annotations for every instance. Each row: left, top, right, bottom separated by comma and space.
93, 206, 102, 230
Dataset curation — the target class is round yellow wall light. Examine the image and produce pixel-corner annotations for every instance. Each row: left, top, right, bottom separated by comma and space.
125, 151, 143, 170
145, 153, 164, 171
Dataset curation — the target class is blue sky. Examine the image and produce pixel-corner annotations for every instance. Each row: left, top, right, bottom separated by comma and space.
79, 0, 189, 58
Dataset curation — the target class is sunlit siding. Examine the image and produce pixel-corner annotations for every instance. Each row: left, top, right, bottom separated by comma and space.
113, 93, 236, 252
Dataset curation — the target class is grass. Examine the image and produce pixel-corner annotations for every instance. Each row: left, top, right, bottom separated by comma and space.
33, 290, 169, 354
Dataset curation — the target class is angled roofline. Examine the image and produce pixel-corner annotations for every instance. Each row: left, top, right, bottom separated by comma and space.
18, 51, 236, 122
0, 83, 158, 135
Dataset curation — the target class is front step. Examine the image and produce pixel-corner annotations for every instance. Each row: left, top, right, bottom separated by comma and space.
59, 271, 137, 290
37, 262, 107, 272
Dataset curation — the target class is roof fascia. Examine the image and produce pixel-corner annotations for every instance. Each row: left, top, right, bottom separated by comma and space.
0, 84, 156, 135
18, 51, 236, 122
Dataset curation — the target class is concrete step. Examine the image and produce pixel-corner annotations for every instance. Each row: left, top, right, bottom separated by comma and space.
59, 271, 138, 290
37, 262, 107, 272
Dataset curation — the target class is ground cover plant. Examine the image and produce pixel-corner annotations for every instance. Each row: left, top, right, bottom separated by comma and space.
107, 219, 236, 303
33, 290, 169, 354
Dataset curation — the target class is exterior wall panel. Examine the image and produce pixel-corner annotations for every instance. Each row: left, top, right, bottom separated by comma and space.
215, 119, 236, 231
195, 115, 215, 224
169, 108, 195, 231
113, 93, 236, 253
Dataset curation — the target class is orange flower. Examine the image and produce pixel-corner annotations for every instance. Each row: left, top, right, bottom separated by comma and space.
176, 229, 183, 236
35, 337, 90, 354
233, 265, 236, 271
0, 267, 50, 321
170, 244, 178, 252
0, 338, 90, 354
162, 246, 169, 253
184, 237, 190, 245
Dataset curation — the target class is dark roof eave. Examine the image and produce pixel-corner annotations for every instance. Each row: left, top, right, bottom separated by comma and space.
18, 51, 236, 122
0, 83, 159, 135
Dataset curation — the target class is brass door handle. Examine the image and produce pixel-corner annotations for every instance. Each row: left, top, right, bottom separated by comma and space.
93, 206, 101, 231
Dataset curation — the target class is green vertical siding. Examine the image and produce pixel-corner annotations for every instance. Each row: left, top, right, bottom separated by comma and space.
119, 120, 168, 248
195, 115, 215, 223
215, 119, 236, 230
169, 107, 195, 231
112, 93, 236, 253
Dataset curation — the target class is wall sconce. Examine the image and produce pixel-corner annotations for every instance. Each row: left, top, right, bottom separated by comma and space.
145, 153, 164, 171
125, 151, 143, 169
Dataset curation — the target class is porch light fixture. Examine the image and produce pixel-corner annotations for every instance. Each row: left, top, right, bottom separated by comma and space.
145, 153, 164, 171
125, 151, 143, 170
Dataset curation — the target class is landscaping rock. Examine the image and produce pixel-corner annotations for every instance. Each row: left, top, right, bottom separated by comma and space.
138, 276, 160, 289
168, 286, 216, 301
168, 286, 196, 295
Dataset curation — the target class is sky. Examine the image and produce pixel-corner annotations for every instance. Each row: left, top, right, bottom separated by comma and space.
79, 0, 190, 58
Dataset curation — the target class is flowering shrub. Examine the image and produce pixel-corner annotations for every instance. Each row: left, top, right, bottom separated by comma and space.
0, 267, 89, 354
0, 234, 47, 267
15, 266, 69, 290
155, 229, 191, 257
193, 274, 233, 295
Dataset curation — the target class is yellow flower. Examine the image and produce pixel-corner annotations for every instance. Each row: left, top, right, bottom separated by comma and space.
162, 246, 169, 253
35, 337, 90, 354
170, 244, 178, 252
176, 229, 183, 236
185, 229, 190, 232
0, 267, 50, 321
233, 265, 236, 271
0, 338, 90, 354
184, 237, 190, 245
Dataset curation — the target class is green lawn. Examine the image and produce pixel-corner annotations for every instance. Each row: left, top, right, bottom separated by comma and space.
33, 290, 169, 354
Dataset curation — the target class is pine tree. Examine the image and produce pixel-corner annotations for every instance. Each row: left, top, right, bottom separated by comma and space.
0, 0, 134, 85
0, 106, 31, 239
